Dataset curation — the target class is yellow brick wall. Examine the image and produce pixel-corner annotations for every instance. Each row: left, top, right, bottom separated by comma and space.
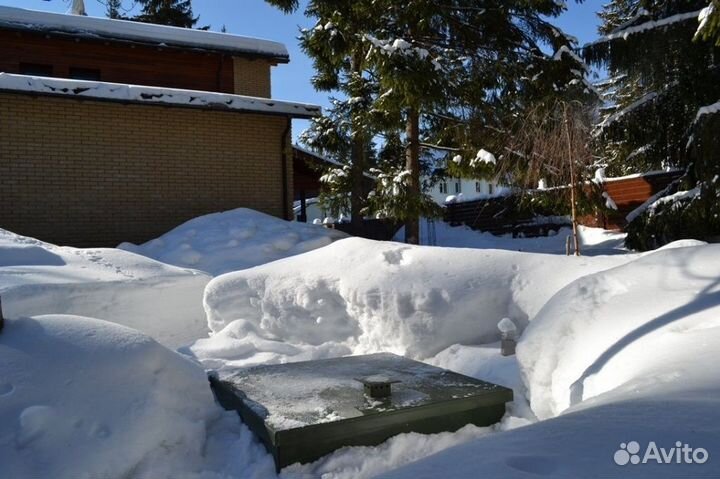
233, 57, 272, 97
0, 93, 293, 247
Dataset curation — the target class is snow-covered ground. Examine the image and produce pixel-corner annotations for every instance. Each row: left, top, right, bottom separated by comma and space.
0, 228, 210, 348
396, 219, 628, 255
193, 237, 633, 371
119, 208, 347, 276
379, 242, 720, 479
2, 211, 719, 478
0, 314, 276, 479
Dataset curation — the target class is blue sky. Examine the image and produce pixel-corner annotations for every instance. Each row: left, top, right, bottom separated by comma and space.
4, 0, 607, 137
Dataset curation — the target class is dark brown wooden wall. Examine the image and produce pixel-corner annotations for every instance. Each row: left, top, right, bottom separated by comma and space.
0, 30, 235, 93
583, 171, 683, 229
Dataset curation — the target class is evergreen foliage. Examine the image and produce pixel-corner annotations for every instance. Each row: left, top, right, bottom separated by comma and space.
266, 0, 594, 243
133, 0, 199, 28
584, 0, 719, 176
585, 0, 720, 248
105, 0, 123, 19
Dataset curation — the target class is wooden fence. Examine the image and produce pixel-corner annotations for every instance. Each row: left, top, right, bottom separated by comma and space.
333, 219, 402, 241
445, 170, 683, 235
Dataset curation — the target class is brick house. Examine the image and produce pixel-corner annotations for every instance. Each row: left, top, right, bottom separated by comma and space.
0, 6, 320, 247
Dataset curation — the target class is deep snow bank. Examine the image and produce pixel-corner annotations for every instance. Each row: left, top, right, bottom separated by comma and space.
0, 315, 273, 479
518, 243, 720, 420
119, 208, 347, 276
377, 384, 720, 479
198, 238, 632, 366
0, 228, 210, 348
379, 243, 720, 479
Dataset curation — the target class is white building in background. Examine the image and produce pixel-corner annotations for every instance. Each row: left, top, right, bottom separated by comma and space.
425, 176, 506, 205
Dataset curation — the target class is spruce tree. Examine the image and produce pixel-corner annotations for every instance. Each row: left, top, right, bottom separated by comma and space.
105, 0, 123, 19
584, 1, 719, 175
265, 1, 382, 234
133, 0, 198, 28
266, 1, 595, 244
584, 0, 720, 247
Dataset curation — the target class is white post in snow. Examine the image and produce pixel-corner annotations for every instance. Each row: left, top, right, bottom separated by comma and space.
71, 0, 87, 16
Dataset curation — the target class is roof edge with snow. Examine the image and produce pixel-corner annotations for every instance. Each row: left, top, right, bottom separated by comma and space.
0, 6, 289, 62
0, 73, 321, 118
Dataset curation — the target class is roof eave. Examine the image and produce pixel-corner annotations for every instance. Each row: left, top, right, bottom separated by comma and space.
1, 24, 290, 63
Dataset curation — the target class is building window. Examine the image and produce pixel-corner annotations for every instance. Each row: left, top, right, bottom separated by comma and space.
488, 183, 494, 195
475, 181, 482, 193
69, 67, 101, 81
439, 182, 448, 194
455, 182, 461, 194
19, 63, 53, 77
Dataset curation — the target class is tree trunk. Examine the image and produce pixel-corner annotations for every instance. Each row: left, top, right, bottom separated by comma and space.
349, 52, 365, 234
350, 136, 365, 233
563, 105, 581, 256
405, 107, 421, 245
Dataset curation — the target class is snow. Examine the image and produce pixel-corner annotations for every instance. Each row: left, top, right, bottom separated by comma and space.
4, 204, 720, 477
497, 317, 518, 335
598, 91, 658, 130
646, 186, 701, 214
552, 45, 587, 70
625, 181, 697, 223
593, 167, 606, 184
0, 73, 321, 118
471, 148, 497, 166
195, 237, 633, 370
519, 243, 720, 417
593, 9, 705, 43
377, 243, 720, 479
397, 219, 628, 255
0, 6, 289, 59
695, 100, 720, 121
697, 3, 716, 36
217, 353, 505, 431
602, 191, 618, 210
119, 208, 347, 276
0, 314, 273, 479
0, 228, 210, 348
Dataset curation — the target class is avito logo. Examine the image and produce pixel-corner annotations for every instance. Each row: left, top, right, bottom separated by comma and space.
614, 441, 709, 466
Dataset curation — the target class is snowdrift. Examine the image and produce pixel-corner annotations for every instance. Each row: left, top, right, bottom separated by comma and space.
518, 243, 720, 419
378, 243, 720, 478
377, 386, 720, 479
119, 208, 347, 276
0, 315, 272, 479
197, 238, 632, 367
0, 228, 210, 348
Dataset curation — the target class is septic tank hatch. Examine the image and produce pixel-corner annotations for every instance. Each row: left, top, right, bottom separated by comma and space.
209, 353, 513, 470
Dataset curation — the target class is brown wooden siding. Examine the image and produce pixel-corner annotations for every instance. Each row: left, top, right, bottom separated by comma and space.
0, 29, 236, 93
582, 171, 683, 230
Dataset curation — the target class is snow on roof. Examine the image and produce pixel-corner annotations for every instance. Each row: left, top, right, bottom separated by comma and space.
0, 6, 289, 61
0, 73, 321, 118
